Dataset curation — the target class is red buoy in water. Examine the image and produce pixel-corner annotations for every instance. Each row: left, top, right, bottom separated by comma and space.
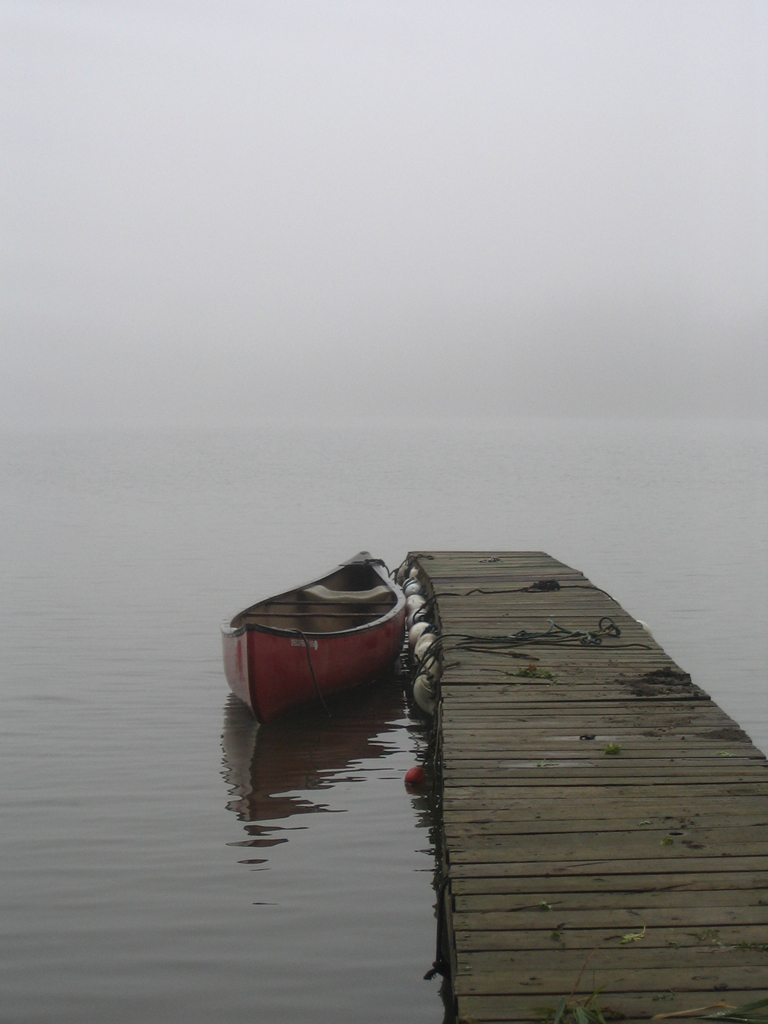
404, 765, 425, 787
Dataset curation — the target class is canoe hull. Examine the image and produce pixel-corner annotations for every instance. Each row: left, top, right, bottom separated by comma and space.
222, 613, 404, 722
221, 555, 405, 722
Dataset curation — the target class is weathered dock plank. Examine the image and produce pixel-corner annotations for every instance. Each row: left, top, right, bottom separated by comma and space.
408, 551, 768, 1023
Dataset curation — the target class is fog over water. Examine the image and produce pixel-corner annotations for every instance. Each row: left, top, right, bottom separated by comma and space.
3, 8, 768, 1021
1, 420, 766, 1024
2, 0, 767, 425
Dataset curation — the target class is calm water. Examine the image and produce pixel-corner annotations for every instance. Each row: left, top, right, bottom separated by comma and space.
2, 418, 766, 1023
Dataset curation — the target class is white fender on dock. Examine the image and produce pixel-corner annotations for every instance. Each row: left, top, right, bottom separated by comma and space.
408, 620, 434, 651
414, 631, 438, 664
413, 674, 437, 715
406, 594, 426, 626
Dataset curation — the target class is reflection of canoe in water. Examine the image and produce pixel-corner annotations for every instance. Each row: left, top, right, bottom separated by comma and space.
221, 553, 406, 722
220, 676, 407, 829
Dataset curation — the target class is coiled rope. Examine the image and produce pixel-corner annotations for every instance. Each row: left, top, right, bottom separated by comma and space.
410, 616, 654, 688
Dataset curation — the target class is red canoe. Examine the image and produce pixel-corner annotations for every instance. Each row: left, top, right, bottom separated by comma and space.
221, 553, 406, 722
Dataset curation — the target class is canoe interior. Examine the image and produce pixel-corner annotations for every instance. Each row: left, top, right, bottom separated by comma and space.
229, 561, 397, 634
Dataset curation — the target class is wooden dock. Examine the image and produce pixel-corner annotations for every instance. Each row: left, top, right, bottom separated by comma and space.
408, 551, 768, 1023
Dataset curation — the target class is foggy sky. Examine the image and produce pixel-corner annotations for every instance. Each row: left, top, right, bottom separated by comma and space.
2, 0, 767, 426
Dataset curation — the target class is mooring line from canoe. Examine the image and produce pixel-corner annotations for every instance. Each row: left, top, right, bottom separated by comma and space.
359, 554, 392, 576
290, 629, 332, 718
